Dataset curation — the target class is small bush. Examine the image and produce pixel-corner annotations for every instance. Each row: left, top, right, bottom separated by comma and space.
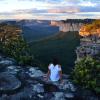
72, 56, 100, 93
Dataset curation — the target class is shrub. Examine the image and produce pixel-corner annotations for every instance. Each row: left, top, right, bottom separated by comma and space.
72, 56, 100, 93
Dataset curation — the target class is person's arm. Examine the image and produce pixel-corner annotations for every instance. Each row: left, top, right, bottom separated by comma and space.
59, 70, 62, 81
46, 69, 50, 80
58, 65, 62, 82
45, 64, 51, 81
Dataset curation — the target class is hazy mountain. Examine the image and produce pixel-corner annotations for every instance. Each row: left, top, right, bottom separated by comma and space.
0, 20, 59, 42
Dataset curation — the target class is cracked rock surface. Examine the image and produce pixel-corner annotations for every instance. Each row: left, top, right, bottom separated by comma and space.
0, 55, 99, 100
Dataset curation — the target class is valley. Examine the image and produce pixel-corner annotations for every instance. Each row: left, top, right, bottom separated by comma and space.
29, 31, 80, 73
0, 19, 86, 73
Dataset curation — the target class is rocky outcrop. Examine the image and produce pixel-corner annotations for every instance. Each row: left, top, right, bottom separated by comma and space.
51, 21, 84, 32
76, 37, 100, 61
0, 54, 76, 100
51, 19, 94, 33
0, 54, 99, 100
0, 72, 21, 92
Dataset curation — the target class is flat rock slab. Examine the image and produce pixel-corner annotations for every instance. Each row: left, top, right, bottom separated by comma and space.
5, 66, 22, 75
28, 67, 44, 77
0, 60, 14, 70
0, 72, 21, 92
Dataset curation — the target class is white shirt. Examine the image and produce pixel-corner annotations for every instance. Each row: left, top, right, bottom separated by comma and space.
49, 64, 62, 81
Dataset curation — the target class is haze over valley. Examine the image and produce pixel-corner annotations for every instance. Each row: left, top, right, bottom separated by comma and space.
0, 19, 95, 73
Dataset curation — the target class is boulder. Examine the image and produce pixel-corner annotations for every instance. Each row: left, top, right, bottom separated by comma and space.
65, 93, 74, 98
8, 87, 34, 100
0, 60, 14, 68
52, 92, 65, 100
44, 79, 76, 92
5, 66, 21, 75
32, 83, 44, 93
43, 93, 54, 100
57, 80, 76, 92
28, 67, 44, 78
0, 72, 21, 92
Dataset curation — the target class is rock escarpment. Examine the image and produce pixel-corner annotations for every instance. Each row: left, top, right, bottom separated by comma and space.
0, 54, 99, 100
76, 37, 100, 61
0, 54, 76, 100
51, 21, 86, 32
51, 19, 94, 32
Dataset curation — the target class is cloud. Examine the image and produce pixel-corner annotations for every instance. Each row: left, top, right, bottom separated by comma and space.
47, 7, 80, 13
0, 0, 100, 20
78, 1, 97, 7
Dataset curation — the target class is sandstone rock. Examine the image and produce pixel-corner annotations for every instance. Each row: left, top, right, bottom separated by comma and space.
9, 87, 34, 100
44, 93, 54, 100
52, 92, 65, 100
0, 60, 14, 67
28, 67, 44, 77
37, 94, 44, 99
52, 80, 76, 92
0, 55, 99, 100
0, 72, 21, 92
32, 83, 44, 93
65, 93, 74, 98
5, 66, 21, 75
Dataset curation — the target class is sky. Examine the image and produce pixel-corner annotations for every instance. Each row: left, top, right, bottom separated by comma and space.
0, 0, 100, 20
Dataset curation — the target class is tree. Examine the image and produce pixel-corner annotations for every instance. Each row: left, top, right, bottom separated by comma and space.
0, 24, 21, 45
72, 56, 100, 93
0, 24, 33, 65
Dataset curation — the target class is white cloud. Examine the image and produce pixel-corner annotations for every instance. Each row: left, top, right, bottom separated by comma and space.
79, 1, 97, 7
0, 0, 100, 20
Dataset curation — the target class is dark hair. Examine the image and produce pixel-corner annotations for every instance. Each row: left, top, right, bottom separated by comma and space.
52, 58, 59, 66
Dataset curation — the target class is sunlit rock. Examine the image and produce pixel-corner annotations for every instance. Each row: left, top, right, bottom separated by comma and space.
51, 20, 84, 32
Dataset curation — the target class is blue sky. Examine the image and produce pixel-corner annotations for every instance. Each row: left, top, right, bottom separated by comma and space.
0, 0, 100, 20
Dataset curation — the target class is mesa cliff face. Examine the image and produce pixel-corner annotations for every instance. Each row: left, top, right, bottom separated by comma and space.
75, 20, 100, 61
51, 21, 84, 32
51, 19, 94, 32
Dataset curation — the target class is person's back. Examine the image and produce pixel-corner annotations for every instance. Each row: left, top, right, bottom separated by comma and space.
46, 58, 62, 82
48, 63, 62, 81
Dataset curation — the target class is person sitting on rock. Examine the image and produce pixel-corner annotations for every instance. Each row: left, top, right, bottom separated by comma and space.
46, 58, 62, 82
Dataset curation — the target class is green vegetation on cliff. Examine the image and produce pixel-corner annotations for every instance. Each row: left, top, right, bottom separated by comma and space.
72, 56, 100, 93
0, 24, 33, 65
73, 20, 100, 93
